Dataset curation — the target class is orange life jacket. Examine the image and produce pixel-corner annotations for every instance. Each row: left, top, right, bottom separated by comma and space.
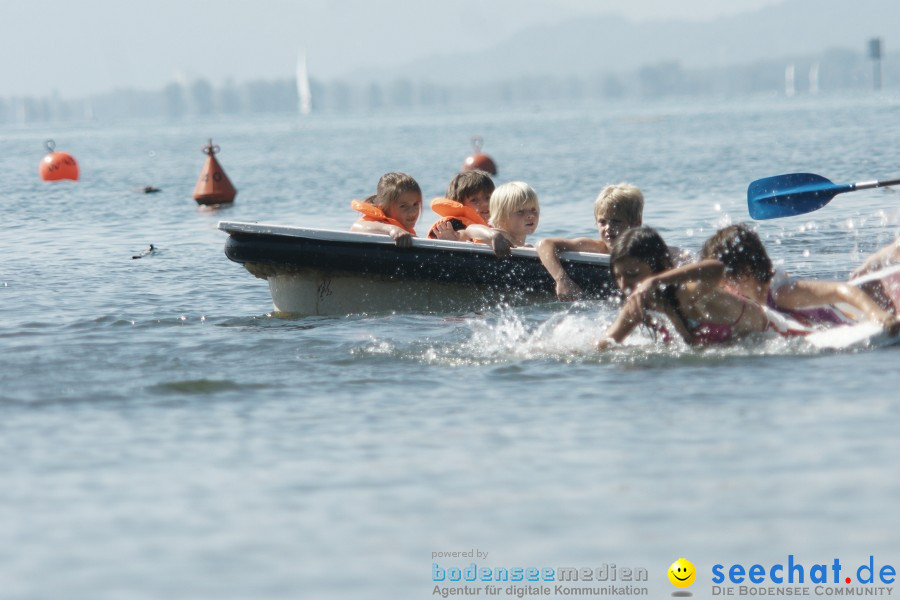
351, 200, 417, 236
427, 198, 488, 239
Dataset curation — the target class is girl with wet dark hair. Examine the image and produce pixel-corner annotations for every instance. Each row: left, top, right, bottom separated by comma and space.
701, 224, 898, 334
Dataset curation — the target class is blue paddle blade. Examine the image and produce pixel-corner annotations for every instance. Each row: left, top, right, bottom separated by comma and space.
747, 173, 854, 220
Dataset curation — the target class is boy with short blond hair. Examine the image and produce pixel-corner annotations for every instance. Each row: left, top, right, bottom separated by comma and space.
594, 183, 644, 244
537, 183, 644, 300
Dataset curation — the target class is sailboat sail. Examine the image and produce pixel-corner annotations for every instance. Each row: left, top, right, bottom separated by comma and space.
809, 63, 820, 94
297, 48, 312, 115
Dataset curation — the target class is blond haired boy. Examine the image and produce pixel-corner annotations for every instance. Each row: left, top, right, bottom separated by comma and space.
454, 181, 541, 257
536, 183, 643, 300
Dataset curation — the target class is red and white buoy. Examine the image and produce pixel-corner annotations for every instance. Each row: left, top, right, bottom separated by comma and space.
461, 136, 497, 175
192, 139, 237, 206
39, 139, 79, 181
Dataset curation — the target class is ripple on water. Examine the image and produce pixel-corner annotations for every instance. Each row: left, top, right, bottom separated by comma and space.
148, 379, 275, 395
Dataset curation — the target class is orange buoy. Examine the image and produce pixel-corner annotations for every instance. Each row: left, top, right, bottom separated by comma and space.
39, 139, 79, 181
461, 136, 497, 175
192, 139, 237, 205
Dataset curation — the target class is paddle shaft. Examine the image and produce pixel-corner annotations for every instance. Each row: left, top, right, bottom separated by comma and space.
852, 177, 900, 191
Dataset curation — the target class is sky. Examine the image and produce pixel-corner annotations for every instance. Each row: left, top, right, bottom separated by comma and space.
1, 0, 784, 98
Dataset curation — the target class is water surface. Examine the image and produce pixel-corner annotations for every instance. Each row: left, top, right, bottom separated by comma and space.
2, 94, 900, 599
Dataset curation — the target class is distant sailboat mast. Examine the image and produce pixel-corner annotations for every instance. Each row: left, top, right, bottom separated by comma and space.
809, 63, 820, 95
297, 48, 312, 115
785, 63, 796, 97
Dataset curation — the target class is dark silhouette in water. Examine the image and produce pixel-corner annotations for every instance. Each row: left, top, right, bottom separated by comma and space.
132, 244, 156, 259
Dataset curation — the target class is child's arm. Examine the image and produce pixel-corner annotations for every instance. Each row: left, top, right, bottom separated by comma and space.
631, 259, 725, 309
772, 279, 900, 334
611, 260, 724, 331
460, 224, 514, 257
598, 263, 723, 349
597, 295, 644, 348
351, 220, 413, 248
851, 238, 900, 279
536, 237, 609, 300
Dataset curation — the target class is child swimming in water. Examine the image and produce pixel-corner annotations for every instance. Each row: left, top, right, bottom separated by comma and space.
537, 183, 644, 300
851, 237, 900, 314
700, 224, 899, 334
537, 183, 690, 300
598, 227, 770, 348
351, 172, 422, 247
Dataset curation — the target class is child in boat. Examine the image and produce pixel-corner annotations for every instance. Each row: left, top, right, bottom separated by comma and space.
350, 172, 422, 247
597, 226, 770, 348
537, 183, 644, 300
480, 181, 540, 248
427, 170, 494, 240
428, 172, 523, 257
700, 224, 900, 334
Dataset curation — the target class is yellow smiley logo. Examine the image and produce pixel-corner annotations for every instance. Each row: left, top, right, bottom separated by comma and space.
668, 558, 696, 588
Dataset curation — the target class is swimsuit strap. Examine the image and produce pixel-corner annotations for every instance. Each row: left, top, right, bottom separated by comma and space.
648, 283, 692, 344
733, 298, 747, 326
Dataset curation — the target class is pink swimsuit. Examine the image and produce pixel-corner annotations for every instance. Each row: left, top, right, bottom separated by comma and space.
651, 286, 747, 346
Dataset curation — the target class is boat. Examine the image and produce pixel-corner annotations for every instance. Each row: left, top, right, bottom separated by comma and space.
219, 221, 614, 315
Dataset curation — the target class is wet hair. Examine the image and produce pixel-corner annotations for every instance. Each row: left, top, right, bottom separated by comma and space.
701, 224, 774, 284
364, 172, 421, 209
594, 183, 644, 225
489, 181, 539, 226
610, 226, 673, 275
446, 170, 495, 203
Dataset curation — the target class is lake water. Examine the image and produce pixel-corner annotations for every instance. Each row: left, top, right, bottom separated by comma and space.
3, 93, 900, 599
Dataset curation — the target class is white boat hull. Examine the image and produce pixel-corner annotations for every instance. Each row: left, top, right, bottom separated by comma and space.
266, 269, 543, 315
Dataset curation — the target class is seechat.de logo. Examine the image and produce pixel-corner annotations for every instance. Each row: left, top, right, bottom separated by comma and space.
669, 558, 697, 595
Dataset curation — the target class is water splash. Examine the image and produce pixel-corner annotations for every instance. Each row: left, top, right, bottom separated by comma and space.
409, 303, 862, 368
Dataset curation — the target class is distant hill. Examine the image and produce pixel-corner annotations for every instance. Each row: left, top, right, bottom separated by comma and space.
6, 0, 898, 124
356, 0, 899, 83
